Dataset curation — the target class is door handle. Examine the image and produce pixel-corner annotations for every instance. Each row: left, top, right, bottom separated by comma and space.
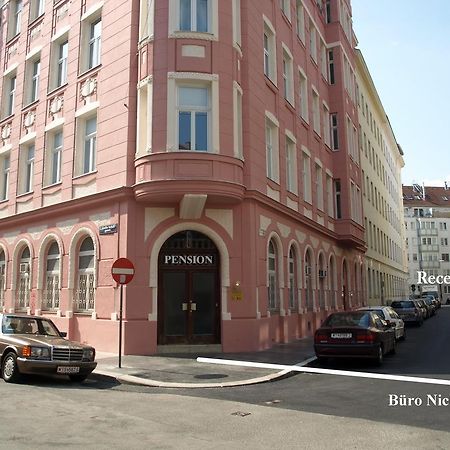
182, 303, 188, 311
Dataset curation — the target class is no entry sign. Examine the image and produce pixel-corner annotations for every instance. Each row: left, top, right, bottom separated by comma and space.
111, 258, 135, 285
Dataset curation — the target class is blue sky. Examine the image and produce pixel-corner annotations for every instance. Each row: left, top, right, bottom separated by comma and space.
351, 0, 450, 187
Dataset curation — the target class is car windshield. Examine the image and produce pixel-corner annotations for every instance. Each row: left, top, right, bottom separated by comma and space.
324, 313, 371, 328
1, 317, 62, 337
391, 301, 415, 308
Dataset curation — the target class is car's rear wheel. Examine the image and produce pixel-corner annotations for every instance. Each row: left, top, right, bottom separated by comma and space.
69, 374, 88, 382
2, 352, 21, 383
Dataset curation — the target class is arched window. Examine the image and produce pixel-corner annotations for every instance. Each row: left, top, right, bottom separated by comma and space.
0, 250, 5, 308
305, 249, 313, 311
318, 253, 326, 309
268, 239, 278, 310
329, 255, 337, 309
44, 242, 60, 310
75, 237, 95, 311
17, 246, 31, 310
288, 246, 298, 310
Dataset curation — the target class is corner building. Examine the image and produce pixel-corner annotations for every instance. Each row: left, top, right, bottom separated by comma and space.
0, 0, 366, 355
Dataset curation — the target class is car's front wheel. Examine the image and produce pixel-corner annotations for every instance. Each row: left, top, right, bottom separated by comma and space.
2, 352, 21, 383
69, 374, 88, 382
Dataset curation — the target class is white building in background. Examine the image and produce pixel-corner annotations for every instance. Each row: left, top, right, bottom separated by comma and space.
355, 50, 409, 305
403, 185, 450, 304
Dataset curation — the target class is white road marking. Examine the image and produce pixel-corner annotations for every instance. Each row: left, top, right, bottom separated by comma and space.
197, 357, 450, 386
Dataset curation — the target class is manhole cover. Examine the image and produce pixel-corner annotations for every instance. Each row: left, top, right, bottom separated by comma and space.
194, 374, 229, 380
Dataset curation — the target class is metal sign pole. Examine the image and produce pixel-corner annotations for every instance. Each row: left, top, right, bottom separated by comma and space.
119, 283, 123, 368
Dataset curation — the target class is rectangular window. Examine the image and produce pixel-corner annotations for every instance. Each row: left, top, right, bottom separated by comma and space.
29, 0, 44, 22
8, 0, 22, 39
280, 0, 291, 21
315, 164, 323, 211
232, 0, 241, 47
442, 238, 448, 246
263, 20, 277, 84
312, 89, 320, 135
88, 19, 102, 69
309, 21, 317, 63
282, 47, 294, 104
298, 69, 308, 122
334, 179, 341, 218
323, 104, 330, 147
51, 131, 63, 184
442, 254, 450, 262
296, 1, 305, 43
285, 136, 297, 194
265, 117, 279, 182
57, 41, 68, 86
28, 59, 41, 104
325, 0, 331, 23
83, 117, 97, 173
233, 85, 243, 158
0, 155, 10, 201
320, 41, 328, 81
326, 174, 333, 217
18, 144, 35, 195
331, 113, 338, 150
49, 36, 69, 91
328, 49, 335, 83
139, 0, 155, 40
4, 75, 17, 117
180, 0, 209, 32
178, 86, 210, 151
303, 153, 311, 203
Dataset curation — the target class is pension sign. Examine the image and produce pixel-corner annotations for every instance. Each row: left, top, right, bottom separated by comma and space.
163, 255, 214, 265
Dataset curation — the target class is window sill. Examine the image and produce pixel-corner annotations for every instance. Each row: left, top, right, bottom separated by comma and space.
296, 35, 306, 49
300, 116, 309, 130
42, 181, 62, 194
0, 114, 14, 125
169, 30, 218, 41
78, 64, 102, 79
47, 83, 68, 97
280, 12, 292, 27
22, 99, 39, 111
28, 13, 45, 28
5, 33, 20, 46
16, 191, 34, 201
264, 76, 278, 93
284, 98, 295, 113
73, 170, 97, 184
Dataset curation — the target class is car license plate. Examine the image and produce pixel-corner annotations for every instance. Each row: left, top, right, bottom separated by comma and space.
331, 333, 352, 339
57, 366, 80, 374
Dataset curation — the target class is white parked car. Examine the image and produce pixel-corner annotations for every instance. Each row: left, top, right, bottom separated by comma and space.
358, 306, 406, 341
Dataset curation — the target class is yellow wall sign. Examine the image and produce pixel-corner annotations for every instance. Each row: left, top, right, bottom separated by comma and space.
231, 284, 243, 301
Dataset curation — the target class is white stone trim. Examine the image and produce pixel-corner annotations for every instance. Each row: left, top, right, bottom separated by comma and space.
51, 25, 71, 42
44, 118, 65, 132
75, 101, 99, 118
3, 63, 18, 77
301, 145, 311, 157
285, 129, 296, 144
81, 1, 104, 22
19, 132, 36, 145
36, 233, 64, 290
265, 110, 279, 127
25, 46, 42, 61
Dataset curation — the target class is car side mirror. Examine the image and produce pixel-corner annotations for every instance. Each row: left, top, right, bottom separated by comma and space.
60, 331, 67, 338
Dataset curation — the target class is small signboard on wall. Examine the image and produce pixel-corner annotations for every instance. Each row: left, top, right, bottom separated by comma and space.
99, 224, 118, 235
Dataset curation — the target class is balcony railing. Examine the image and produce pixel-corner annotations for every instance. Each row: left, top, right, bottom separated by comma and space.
421, 261, 441, 269
419, 244, 439, 252
418, 229, 438, 236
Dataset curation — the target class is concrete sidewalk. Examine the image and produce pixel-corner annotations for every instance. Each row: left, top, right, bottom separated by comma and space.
95, 337, 316, 388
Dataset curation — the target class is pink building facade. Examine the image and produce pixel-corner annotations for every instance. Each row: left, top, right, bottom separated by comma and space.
0, 0, 366, 355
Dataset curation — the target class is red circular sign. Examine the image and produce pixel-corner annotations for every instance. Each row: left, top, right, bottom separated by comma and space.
111, 258, 135, 284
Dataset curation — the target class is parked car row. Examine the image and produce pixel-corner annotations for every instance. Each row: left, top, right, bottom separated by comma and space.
0, 314, 97, 384
314, 297, 441, 366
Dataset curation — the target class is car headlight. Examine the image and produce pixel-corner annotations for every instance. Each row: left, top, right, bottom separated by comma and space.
82, 348, 95, 361
22, 346, 51, 360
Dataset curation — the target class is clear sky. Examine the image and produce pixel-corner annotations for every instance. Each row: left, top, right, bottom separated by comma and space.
351, 0, 450, 187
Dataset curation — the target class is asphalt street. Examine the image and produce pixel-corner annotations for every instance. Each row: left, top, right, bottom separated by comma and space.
1, 308, 449, 448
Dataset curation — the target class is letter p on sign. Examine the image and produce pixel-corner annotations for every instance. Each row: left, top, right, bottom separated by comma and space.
112, 258, 135, 285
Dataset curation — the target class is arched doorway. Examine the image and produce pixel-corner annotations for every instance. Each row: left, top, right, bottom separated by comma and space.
158, 230, 221, 345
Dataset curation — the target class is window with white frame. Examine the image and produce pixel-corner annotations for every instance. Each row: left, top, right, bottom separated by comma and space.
328, 49, 335, 84
309, 20, 317, 63
285, 134, 297, 194
334, 179, 342, 218
315, 163, 323, 211
139, 0, 155, 40
178, 86, 210, 151
280, 0, 291, 21
17, 246, 31, 310
0, 154, 10, 201
263, 19, 277, 84
2, 74, 17, 118
43, 241, 60, 310
0, 250, 5, 308
320, 40, 328, 81
75, 113, 97, 176
25, 57, 41, 105
312, 88, 320, 135
18, 144, 35, 195
75, 237, 95, 311
268, 239, 278, 310
80, 10, 102, 73
29, 0, 45, 22
326, 173, 334, 217
49, 37, 68, 91
298, 69, 308, 122
303, 151, 312, 203
282, 45, 294, 105
137, 79, 153, 156
179, 0, 210, 32
44, 130, 63, 186
265, 115, 279, 182
233, 84, 243, 158
323, 103, 331, 147
8, 0, 22, 39
288, 246, 298, 309
296, 1, 305, 43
